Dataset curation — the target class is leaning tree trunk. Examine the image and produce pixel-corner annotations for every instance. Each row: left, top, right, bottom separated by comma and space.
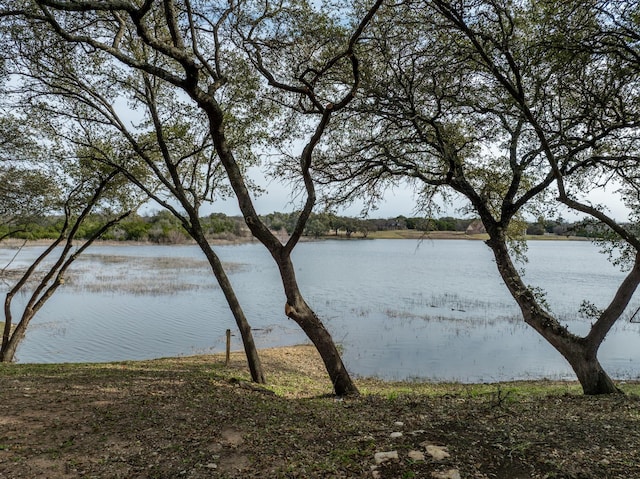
191, 231, 266, 384
2, 271, 65, 362
486, 234, 621, 395
564, 346, 619, 395
194, 95, 358, 396
0, 306, 33, 362
1, 185, 130, 362
285, 298, 356, 395
279, 257, 359, 396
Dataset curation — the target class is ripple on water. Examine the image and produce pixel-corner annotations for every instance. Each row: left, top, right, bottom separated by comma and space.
7, 241, 640, 382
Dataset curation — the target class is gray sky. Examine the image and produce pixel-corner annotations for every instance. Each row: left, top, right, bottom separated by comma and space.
201, 168, 632, 221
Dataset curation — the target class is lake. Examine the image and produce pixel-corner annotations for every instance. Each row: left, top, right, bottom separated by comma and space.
2, 239, 640, 383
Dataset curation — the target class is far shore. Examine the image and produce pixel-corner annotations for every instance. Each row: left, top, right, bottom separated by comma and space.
0, 230, 590, 249
0, 321, 16, 333
364, 230, 589, 241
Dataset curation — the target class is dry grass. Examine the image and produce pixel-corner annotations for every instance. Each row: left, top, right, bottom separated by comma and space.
367, 230, 482, 240
365, 230, 589, 241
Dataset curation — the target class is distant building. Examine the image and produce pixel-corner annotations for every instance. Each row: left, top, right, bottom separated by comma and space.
465, 220, 486, 235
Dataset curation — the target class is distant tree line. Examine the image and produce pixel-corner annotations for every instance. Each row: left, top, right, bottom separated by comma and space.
0, 210, 239, 243
1, 210, 605, 242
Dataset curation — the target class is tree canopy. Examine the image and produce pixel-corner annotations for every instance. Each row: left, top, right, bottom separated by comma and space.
310, 0, 640, 393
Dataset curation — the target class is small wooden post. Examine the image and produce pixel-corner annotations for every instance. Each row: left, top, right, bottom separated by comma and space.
225, 329, 231, 366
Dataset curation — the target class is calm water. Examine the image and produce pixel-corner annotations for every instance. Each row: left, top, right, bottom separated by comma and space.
2, 239, 640, 382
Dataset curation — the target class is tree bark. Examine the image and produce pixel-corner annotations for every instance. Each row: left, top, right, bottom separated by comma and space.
192, 93, 358, 396
486, 232, 621, 395
0, 306, 32, 362
191, 230, 265, 384
564, 347, 620, 395
279, 257, 358, 396
286, 299, 357, 396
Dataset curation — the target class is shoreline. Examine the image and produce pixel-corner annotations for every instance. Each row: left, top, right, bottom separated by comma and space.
0, 230, 590, 248
0, 343, 613, 389
8, 343, 636, 388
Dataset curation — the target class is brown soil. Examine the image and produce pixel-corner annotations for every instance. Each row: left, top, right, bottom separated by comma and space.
1, 345, 639, 478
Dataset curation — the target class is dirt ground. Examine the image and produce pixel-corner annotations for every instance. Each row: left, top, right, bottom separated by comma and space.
1, 345, 640, 478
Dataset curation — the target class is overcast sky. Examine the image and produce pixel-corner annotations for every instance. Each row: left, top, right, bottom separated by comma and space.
207, 180, 418, 218
197, 167, 632, 222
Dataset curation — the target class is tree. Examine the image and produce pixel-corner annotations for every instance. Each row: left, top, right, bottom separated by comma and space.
430, 0, 640, 394
1, 156, 134, 361
0, 67, 135, 361
231, 1, 382, 394
4, 0, 384, 394
1, 22, 268, 383
304, 213, 329, 238
0, 116, 58, 239
316, 0, 640, 394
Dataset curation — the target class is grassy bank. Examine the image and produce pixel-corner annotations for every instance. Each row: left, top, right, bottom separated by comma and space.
366, 230, 486, 240
365, 230, 589, 241
0, 231, 589, 249
0, 322, 15, 334
1, 345, 639, 478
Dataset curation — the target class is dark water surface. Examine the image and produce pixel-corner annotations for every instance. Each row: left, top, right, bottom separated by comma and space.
2, 239, 639, 382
